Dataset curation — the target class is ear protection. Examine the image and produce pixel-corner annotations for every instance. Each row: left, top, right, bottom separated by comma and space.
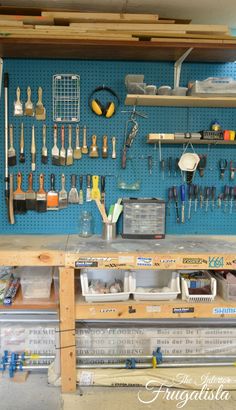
89, 86, 120, 118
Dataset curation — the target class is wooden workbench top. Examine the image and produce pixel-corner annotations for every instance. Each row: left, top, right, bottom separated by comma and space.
66, 235, 236, 270
0, 235, 68, 266
0, 234, 235, 269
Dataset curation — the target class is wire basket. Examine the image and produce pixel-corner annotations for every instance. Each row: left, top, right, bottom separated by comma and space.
53, 74, 80, 122
181, 272, 217, 303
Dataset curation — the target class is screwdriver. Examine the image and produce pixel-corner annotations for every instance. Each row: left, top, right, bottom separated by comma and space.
161, 159, 165, 180
167, 187, 173, 216
224, 185, 230, 213
168, 157, 172, 177
199, 186, 204, 209
188, 184, 194, 220
194, 185, 199, 212
211, 186, 216, 211
174, 158, 179, 177
180, 184, 185, 224
229, 186, 234, 214
218, 193, 223, 209
173, 186, 180, 223
148, 156, 153, 175
204, 187, 210, 212
234, 187, 236, 210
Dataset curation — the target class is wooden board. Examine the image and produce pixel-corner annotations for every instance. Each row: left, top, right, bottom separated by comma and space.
0, 235, 67, 266
69, 23, 229, 34
75, 295, 236, 320
66, 235, 236, 270
42, 11, 160, 23
59, 267, 76, 393
0, 14, 54, 25
147, 137, 236, 145
125, 94, 236, 108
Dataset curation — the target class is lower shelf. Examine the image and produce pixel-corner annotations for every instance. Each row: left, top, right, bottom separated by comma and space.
0, 286, 58, 311
75, 295, 236, 320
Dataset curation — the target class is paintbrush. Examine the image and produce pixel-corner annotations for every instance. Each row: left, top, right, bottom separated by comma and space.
89, 135, 99, 158
19, 122, 25, 163
82, 125, 88, 154
8, 124, 16, 166
60, 125, 66, 166
86, 175, 92, 202
112, 136, 116, 159
26, 172, 36, 211
102, 135, 108, 158
79, 175, 84, 205
74, 125, 82, 159
52, 124, 60, 166
9, 174, 15, 225
101, 175, 106, 205
41, 124, 48, 164
59, 174, 68, 210
35, 86, 46, 120
68, 174, 79, 204
31, 125, 36, 171
47, 174, 59, 210
14, 86, 23, 116
66, 125, 73, 165
24, 86, 34, 116
13, 172, 26, 214
36, 173, 47, 212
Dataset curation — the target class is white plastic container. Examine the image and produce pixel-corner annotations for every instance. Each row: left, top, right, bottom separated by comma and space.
213, 272, 236, 301
80, 269, 131, 302
130, 270, 180, 301
18, 267, 53, 299
181, 271, 216, 303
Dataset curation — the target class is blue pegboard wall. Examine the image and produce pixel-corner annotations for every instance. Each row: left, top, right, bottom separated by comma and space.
1, 58, 236, 235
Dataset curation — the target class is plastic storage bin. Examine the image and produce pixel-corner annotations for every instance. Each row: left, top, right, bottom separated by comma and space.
213, 272, 236, 301
130, 270, 180, 301
18, 267, 53, 299
181, 271, 216, 303
80, 269, 131, 302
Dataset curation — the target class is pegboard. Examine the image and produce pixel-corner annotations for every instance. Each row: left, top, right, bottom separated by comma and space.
1, 58, 236, 235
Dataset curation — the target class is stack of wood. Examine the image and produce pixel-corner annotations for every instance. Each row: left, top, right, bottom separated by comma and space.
0, 10, 234, 42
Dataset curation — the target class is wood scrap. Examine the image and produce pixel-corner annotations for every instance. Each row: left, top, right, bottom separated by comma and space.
0, 14, 54, 25
42, 11, 160, 23
69, 23, 230, 34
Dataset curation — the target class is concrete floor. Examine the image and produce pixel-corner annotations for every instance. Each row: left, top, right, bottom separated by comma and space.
1, 373, 236, 410
0, 373, 61, 410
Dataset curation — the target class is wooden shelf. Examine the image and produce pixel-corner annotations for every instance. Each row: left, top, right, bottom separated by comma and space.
147, 137, 236, 145
125, 94, 236, 107
0, 285, 58, 311
75, 295, 236, 320
1, 38, 236, 62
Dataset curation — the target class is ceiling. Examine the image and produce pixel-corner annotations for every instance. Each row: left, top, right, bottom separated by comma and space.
1, 0, 236, 27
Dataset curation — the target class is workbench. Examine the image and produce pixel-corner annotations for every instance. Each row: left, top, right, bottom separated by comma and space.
0, 234, 236, 393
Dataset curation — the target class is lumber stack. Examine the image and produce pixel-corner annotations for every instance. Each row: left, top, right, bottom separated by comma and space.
0, 9, 234, 43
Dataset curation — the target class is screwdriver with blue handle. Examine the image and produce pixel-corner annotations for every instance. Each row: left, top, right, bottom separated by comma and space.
180, 184, 185, 224
188, 184, 194, 220
173, 186, 180, 223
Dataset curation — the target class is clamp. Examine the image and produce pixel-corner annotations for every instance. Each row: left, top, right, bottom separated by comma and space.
125, 358, 137, 369
152, 347, 163, 368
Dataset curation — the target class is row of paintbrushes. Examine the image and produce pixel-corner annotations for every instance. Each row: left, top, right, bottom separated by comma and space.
12, 172, 106, 214
8, 123, 117, 168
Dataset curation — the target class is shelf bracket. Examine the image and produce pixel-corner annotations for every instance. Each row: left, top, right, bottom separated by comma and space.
174, 48, 193, 89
